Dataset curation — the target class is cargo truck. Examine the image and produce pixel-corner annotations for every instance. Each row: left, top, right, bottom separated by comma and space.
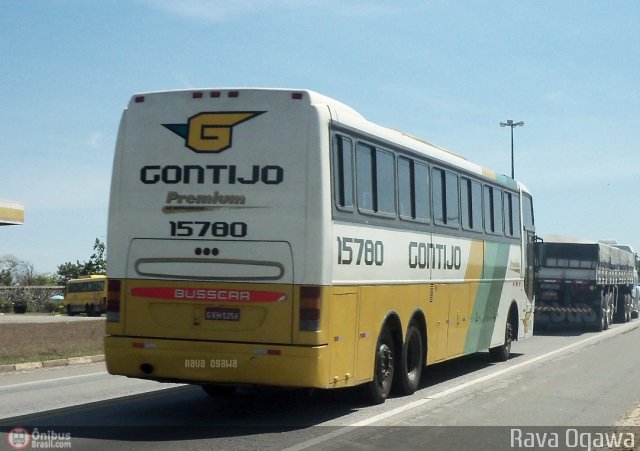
534, 235, 636, 331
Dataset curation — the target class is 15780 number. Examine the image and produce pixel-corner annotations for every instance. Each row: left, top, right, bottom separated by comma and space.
170, 221, 247, 237
336, 237, 384, 266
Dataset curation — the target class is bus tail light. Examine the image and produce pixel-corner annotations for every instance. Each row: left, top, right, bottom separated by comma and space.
107, 279, 121, 322
299, 286, 321, 331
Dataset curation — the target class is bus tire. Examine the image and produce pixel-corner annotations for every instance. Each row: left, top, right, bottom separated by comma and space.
393, 323, 423, 396
363, 326, 395, 405
489, 320, 512, 362
66, 305, 74, 316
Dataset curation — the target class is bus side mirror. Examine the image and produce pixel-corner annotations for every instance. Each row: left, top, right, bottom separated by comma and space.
534, 235, 544, 271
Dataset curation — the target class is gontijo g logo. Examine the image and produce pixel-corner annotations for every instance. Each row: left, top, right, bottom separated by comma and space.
163, 111, 265, 153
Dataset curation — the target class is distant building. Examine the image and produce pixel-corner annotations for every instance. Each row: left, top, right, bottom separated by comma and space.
0, 200, 24, 226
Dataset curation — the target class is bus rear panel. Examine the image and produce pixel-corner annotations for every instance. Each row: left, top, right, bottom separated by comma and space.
106, 89, 340, 388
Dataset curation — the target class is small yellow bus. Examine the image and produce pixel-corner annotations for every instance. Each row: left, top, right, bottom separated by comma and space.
65, 275, 107, 316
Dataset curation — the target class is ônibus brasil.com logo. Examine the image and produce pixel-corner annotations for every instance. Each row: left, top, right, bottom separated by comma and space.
7, 426, 71, 449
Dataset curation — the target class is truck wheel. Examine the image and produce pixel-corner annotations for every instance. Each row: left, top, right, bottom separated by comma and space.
363, 326, 395, 404
489, 321, 512, 362
608, 297, 615, 327
615, 294, 629, 323
393, 323, 423, 396
594, 308, 605, 332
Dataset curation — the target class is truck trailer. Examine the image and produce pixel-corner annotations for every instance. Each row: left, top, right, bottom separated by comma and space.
534, 235, 636, 331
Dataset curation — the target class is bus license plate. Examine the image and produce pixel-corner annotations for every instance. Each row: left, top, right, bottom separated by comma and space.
205, 307, 240, 321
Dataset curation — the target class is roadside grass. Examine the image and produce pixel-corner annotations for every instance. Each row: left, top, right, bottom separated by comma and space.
0, 349, 104, 365
0, 320, 105, 365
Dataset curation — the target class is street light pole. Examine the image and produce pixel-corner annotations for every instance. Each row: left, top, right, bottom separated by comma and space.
499, 119, 524, 179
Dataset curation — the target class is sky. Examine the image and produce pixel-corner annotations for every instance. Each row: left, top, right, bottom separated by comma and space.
1, 0, 639, 274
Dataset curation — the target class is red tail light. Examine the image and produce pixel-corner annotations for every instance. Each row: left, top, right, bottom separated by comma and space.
107, 279, 121, 322
299, 286, 321, 331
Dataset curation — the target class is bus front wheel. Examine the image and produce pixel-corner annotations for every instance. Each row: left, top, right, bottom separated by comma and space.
489, 320, 513, 362
363, 326, 395, 405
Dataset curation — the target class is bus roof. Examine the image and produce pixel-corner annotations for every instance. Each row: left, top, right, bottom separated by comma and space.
69, 274, 106, 282
126, 87, 525, 192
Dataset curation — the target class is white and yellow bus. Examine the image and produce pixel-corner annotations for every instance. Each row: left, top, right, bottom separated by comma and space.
105, 88, 536, 403
65, 275, 107, 316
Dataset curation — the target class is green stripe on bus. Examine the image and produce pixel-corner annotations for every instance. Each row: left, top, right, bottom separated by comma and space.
464, 242, 510, 353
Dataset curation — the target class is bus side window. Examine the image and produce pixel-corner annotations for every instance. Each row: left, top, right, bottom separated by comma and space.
483, 185, 504, 235
356, 143, 374, 211
522, 193, 534, 230
399, 157, 430, 223
433, 168, 445, 224
433, 168, 459, 228
332, 135, 354, 210
493, 188, 503, 235
375, 149, 395, 215
414, 161, 430, 222
461, 177, 482, 232
355, 144, 396, 216
503, 192, 521, 238
398, 157, 413, 218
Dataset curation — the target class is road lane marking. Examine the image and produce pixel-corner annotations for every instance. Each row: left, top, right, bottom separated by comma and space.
284, 321, 638, 450
0, 372, 108, 390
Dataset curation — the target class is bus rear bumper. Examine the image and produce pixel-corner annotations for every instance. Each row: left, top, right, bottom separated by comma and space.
104, 336, 332, 389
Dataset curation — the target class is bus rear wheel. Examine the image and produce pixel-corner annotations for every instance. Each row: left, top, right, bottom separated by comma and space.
393, 323, 423, 396
363, 326, 395, 405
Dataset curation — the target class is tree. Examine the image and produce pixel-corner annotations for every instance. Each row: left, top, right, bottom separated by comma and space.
0, 255, 57, 313
0, 269, 12, 286
55, 262, 83, 285
0, 255, 39, 285
55, 238, 106, 285
84, 238, 106, 275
